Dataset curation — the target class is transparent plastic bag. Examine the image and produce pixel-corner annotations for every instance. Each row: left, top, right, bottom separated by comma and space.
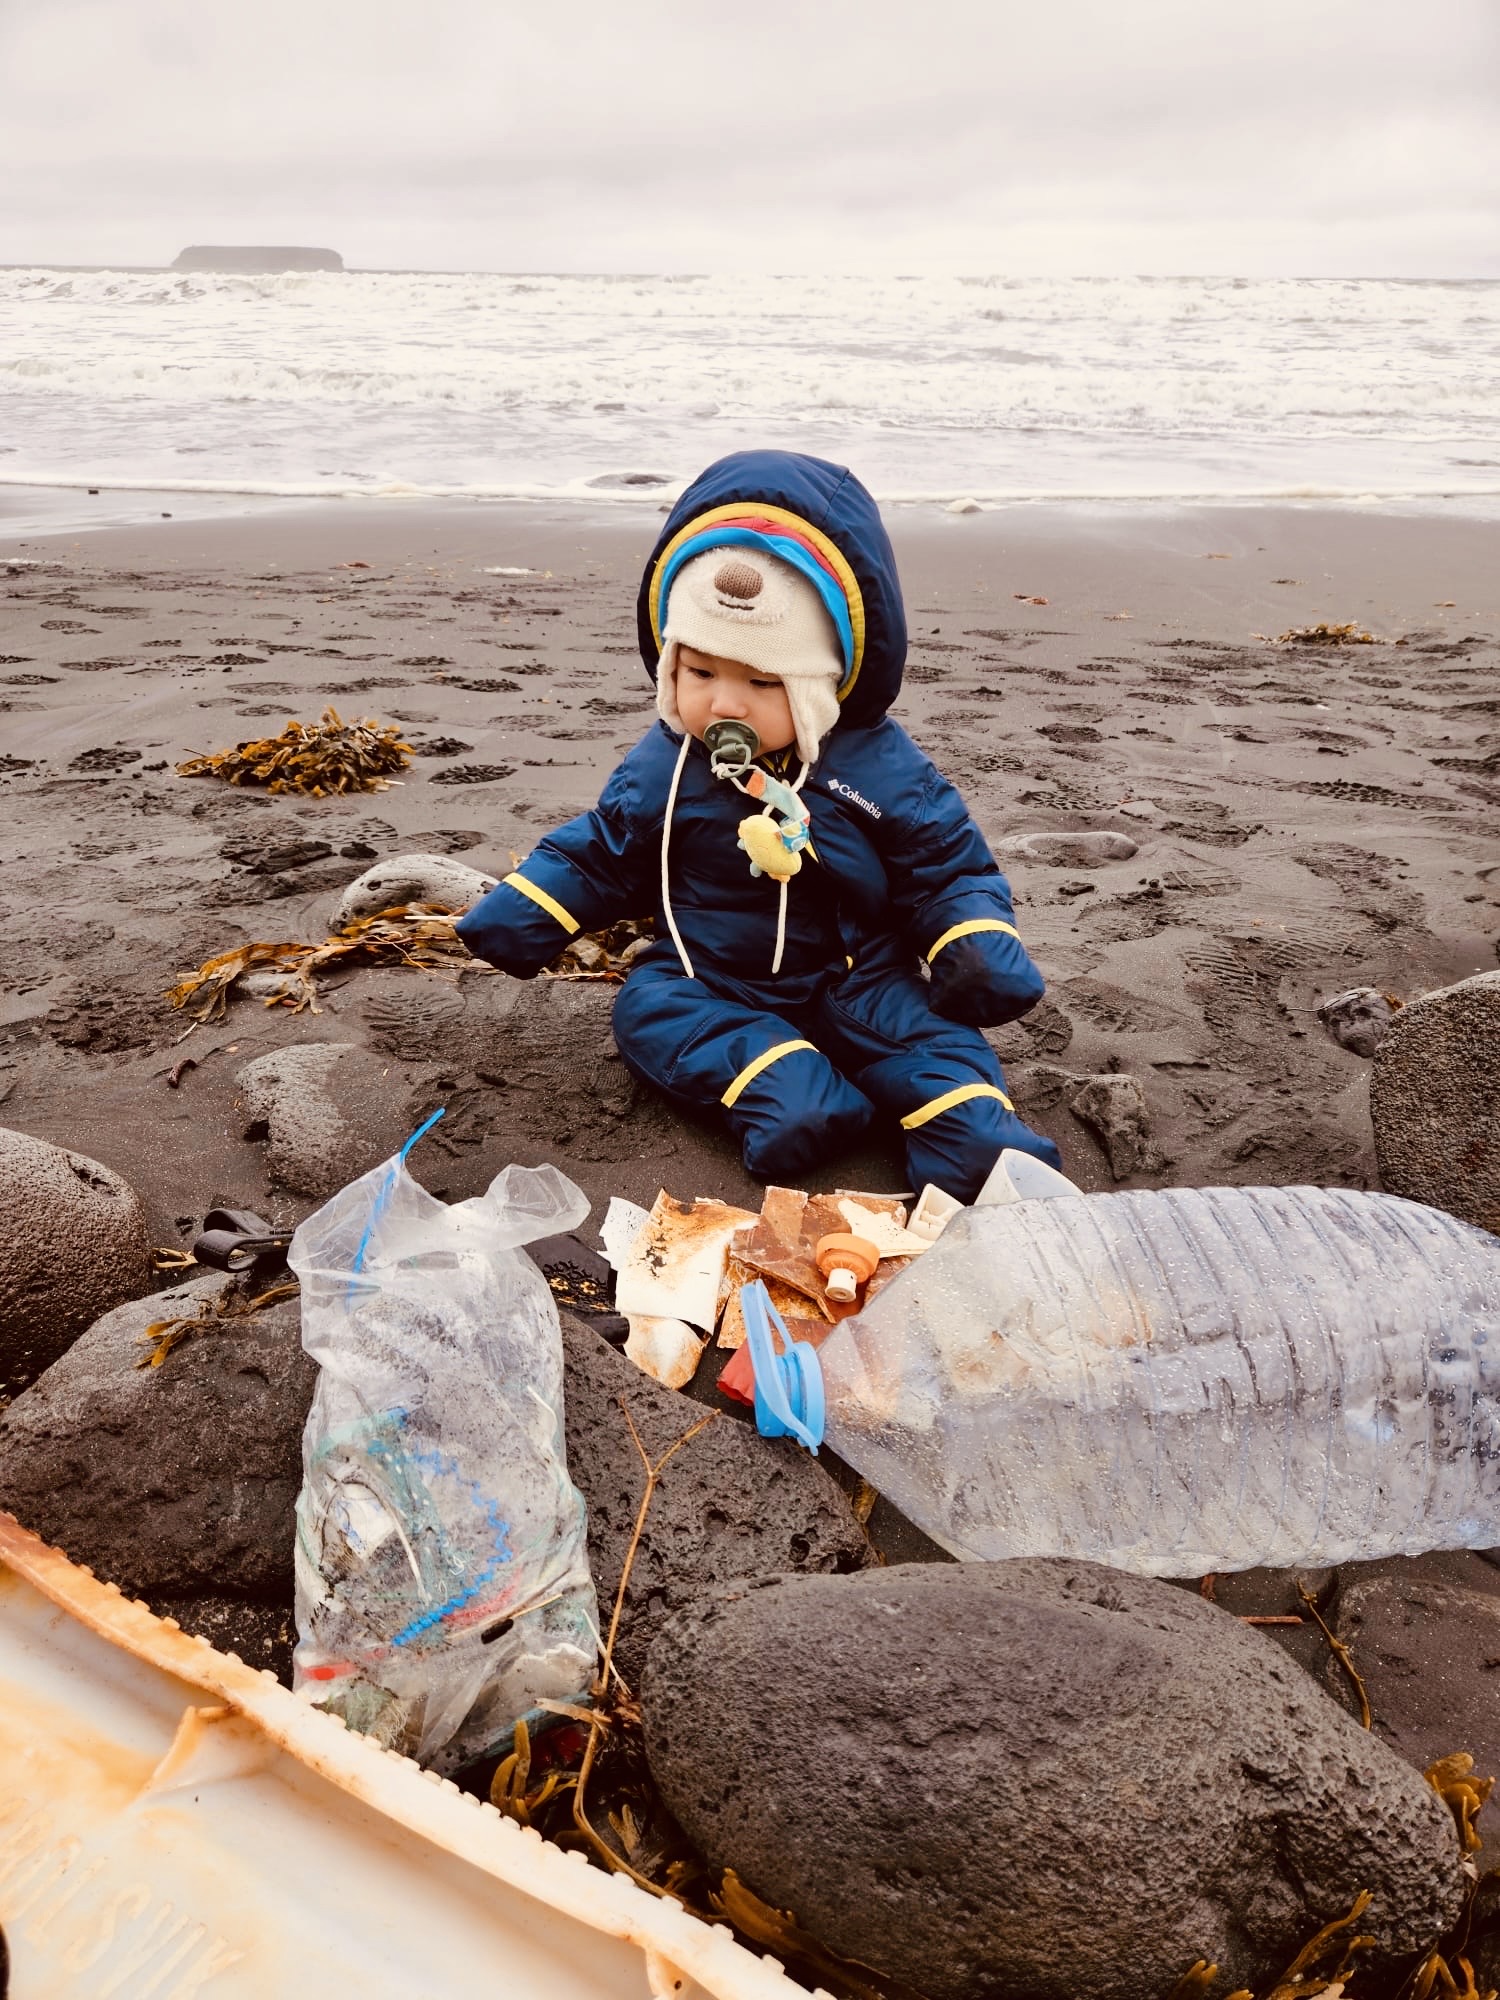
749, 1183, 1500, 1576
289, 1127, 599, 1774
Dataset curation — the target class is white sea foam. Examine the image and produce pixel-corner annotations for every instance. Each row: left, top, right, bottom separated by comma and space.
1, 270, 1498, 508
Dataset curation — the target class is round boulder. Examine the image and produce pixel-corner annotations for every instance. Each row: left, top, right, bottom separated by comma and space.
236, 1044, 422, 1200
0, 1273, 313, 1601
559, 1312, 874, 1689
643, 1561, 1465, 2000
332, 852, 496, 929
997, 830, 1139, 868
0, 1127, 150, 1396
1372, 969, 1500, 1233
1318, 986, 1400, 1059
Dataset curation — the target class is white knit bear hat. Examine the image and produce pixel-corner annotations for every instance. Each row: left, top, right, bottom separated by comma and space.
657, 546, 843, 765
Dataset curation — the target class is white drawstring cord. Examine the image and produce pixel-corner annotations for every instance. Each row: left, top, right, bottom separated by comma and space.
661, 732, 695, 979
772, 881, 790, 977
768, 760, 810, 977
663, 744, 810, 981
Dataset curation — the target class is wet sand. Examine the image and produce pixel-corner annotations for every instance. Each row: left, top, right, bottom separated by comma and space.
2, 496, 1497, 1253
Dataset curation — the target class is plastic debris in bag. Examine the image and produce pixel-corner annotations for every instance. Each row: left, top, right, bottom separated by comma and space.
290, 1112, 599, 1774
744, 1172, 1500, 1577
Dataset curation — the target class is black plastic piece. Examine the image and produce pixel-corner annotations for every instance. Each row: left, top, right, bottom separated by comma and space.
193, 1208, 294, 1273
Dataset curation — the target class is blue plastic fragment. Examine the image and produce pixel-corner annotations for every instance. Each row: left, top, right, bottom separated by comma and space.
742, 1279, 825, 1453
398, 1106, 447, 1164
352, 1106, 447, 1277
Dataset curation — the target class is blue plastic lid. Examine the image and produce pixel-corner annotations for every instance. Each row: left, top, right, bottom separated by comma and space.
741, 1280, 825, 1453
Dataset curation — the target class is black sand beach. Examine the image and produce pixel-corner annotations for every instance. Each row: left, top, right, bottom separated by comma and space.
1, 496, 1497, 1253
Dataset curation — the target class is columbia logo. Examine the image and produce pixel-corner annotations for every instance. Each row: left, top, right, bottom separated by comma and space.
826, 777, 882, 819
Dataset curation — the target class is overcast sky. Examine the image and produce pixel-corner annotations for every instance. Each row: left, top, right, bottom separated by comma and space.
3, 0, 1497, 275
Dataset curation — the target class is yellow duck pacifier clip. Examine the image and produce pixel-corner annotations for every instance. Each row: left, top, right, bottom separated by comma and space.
704, 720, 811, 885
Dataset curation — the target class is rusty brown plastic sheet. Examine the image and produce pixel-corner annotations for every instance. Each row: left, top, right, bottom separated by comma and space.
0, 1514, 827, 2000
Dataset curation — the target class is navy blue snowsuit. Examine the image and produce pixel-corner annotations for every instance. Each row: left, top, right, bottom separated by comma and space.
455, 450, 1061, 1201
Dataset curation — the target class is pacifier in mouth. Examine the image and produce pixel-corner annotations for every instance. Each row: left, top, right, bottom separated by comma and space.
704, 718, 760, 777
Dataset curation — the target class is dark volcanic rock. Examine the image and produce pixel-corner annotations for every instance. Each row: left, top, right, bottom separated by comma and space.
642, 1561, 1465, 2000
1317, 985, 1400, 1059
559, 1312, 874, 1690
1372, 969, 1500, 1233
1331, 1568, 1500, 1785
0, 1275, 315, 1604
157, 1592, 297, 1683
1025, 1064, 1160, 1179
2, 1278, 876, 1697
235, 1043, 425, 1199
359, 973, 691, 1178
1068, 1070, 1157, 1179
0, 1126, 150, 1396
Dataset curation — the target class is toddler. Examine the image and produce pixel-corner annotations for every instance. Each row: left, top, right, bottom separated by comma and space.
456, 449, 1061, 1201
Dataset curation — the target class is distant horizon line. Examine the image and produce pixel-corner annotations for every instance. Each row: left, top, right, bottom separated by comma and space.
3, 261, 1498, 284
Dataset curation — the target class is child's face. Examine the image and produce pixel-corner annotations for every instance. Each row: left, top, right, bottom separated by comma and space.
673, 645, 797, 755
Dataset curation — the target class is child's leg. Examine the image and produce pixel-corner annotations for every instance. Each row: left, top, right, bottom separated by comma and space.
814, 961, 1062, 1201
612, 954, 875, 1181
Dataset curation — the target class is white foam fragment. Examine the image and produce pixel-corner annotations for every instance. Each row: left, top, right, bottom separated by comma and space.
612, 1193, 757, 1331
623, 1316, 705, 1390
836, 1198, 935, 1258
599, 1197, 650, 1273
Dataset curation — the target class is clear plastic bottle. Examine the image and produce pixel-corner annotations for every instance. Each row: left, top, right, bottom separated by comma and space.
759, 1185, 1500, 1575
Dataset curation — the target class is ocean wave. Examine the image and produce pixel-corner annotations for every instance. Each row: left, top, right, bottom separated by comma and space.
3, 271, 1497, 439
5, 468, 1499, 510
1, 345, 1492, 438
2, 271, 1497, 505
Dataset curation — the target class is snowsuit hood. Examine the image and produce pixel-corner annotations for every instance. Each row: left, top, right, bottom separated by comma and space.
637, 450, 908, 733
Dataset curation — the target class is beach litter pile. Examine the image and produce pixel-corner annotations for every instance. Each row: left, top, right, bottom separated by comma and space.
175, 705, 414, 794
289, 1141, 598, 1774
5, 1104, 1500, 1995
739, 1182, 1500, 1577
599, 1181, 940, 1395
276, 1146, 1499, 1997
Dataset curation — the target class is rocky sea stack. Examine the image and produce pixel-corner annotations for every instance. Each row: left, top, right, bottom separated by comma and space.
171, 245, 343, 273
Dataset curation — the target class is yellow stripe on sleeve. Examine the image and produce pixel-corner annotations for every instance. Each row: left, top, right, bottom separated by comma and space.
721, 1039, 816, 1109
900, 1082, 1014, 1131
925, 917, 1022, 964
502, 872, 579, 935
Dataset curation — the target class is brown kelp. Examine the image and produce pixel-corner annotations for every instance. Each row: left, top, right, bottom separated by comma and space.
1278, 622, 1379, 647
166, 909, 656, 1020
176, 707, 413, 794
136, 1278, 300, 1370
166, 904, 468, 1019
